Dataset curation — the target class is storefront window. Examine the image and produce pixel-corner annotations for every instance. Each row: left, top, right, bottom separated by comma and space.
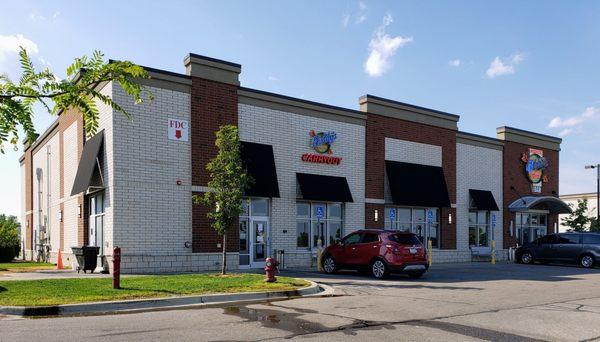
384, 207, 439, 248
469, 210, 489, 247
296, 202, 343, 250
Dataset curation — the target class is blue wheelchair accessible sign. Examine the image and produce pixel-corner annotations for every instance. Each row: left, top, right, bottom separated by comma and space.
426, 209, 434, 224
316, 206, 324, 219
389, 208, 396, 221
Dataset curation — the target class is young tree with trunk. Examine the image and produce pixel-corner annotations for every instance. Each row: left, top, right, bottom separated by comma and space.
563, 199, 591, 232
192, 125, 252, 275
0, 48, 151, 153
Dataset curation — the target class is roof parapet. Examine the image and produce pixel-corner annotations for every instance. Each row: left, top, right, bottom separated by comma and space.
184, 53, 241, 86
359, 94, 459, 130
496, 126, 562, 151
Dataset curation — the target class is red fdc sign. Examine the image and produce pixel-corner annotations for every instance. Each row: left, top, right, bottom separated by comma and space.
301, 153, 342, 165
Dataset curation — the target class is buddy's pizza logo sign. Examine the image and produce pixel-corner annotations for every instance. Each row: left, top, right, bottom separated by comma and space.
301, 130, 342, 165
521, 148, 549, 193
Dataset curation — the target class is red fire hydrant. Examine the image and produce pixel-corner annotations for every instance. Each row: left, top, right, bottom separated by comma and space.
113, 247, 121, 289
264, 257, 279, 282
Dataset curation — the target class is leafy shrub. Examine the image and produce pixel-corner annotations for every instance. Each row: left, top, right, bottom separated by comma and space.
0, 215, 20, 262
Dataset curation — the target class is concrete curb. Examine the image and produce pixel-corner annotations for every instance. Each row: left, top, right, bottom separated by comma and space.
0, 280, 329, 317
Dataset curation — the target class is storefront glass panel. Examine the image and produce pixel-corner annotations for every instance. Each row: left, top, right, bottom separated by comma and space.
296, 202, 344, 251
384, 206, 440, 248
239, 198, 270, 268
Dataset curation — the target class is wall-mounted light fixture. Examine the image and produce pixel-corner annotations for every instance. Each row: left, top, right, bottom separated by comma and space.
77, 204, 82, 218
58, 210, 63, 222
448, 213, 452, 225
374, 209, 379, 222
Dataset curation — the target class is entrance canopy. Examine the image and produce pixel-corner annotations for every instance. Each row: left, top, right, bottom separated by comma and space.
71, 130, 104, 196
508, 196, 572, 214
296, 173, 354, 202
240, 141, 280, 198
385, 160, 451, 208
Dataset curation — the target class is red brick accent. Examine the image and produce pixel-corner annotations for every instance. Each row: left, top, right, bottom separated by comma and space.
23, 151, 33, 251
365, 113, 457, 249
192, 194, 239, 253
190, 77, 239, 253
365, 203, 385, 229
502, 141, 560, 247
58, 108, 87, 248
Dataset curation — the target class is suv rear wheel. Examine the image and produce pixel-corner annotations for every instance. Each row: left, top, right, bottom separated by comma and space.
371, 259, 388, 279
322, 255, 337, 274
520, 251, 534, 264
579, 254, 595, 268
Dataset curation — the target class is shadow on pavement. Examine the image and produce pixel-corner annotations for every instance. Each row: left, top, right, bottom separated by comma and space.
279, 262, 600, 285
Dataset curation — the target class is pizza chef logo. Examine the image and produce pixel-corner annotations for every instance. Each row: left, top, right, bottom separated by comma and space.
309, 130, 337, 154
301, 130, 342, 165
521, 148, 549, 193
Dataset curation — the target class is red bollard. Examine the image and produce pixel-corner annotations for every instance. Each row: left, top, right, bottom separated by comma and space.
264, 257, 279, 282
113, 247, 121, 289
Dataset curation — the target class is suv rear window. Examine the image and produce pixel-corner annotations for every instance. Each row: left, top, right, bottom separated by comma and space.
389, 234, 421, 245
583, 234, 600, 245
361, 233, 380, 243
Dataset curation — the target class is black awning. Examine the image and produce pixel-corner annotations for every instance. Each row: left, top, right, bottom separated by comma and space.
71, 130, 104, 196
469, 189, 499, 211
385, 161, 451, 208
296, 173, 353, 202
240, 141, 280, 198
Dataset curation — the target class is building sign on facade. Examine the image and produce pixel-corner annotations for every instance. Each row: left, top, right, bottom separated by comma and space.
168, 118, 189, 142
301, 130, 342, 165
521, 148, 549, 193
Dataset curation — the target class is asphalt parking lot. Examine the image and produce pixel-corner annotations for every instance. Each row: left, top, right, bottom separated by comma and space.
2, 262, 600, 341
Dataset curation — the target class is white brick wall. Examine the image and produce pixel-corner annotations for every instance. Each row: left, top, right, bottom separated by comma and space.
385, 137, 442, 167
62, 123, 79, 253
109, 84, 192, 268
31, 133, 61, 258
238, 103, 365, 265
456, 143, 504, 253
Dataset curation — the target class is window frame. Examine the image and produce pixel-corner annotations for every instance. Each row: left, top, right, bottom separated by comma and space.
384, 206, 440, 248
296, 201, 344, 251
469, 210, 490, 248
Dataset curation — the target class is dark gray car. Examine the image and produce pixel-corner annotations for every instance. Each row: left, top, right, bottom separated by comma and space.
516, 233, 600, 268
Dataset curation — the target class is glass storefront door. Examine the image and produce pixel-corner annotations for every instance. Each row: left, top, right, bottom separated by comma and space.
251, 220, 268, 268
239, 198, 270, 269
516, 212, 548, 245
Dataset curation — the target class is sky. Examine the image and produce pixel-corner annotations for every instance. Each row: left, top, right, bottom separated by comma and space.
1, 1, 599, 217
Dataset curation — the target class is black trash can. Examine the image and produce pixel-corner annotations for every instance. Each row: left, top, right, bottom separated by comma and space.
71, 246, 100, 273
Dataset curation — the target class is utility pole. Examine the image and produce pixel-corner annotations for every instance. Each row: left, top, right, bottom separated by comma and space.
585, 164, 600, 224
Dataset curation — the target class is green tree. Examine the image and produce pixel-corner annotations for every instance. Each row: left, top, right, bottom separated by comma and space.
192, 125, 252, 275
0, 214, 20, 262
590, 218, 600, 232
563, 199, 591, 232
0, 48, 151, 153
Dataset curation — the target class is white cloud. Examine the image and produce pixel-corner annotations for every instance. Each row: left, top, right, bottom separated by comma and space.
486, 52, 526, 79
355, 14, 367, 24
267, 75, 278, 81
548, 107, 599, 137
0, 34, 39, 71
342, 1, 367, 27
28, 10, 60, 22
449, 59, 461, 67
342, 13, 350, 27
363, 13, 413, 77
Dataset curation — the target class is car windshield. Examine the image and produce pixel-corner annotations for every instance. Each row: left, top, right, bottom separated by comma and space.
389, 234, 421, 245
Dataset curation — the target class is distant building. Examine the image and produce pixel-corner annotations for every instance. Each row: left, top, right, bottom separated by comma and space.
559, 193, 598, 232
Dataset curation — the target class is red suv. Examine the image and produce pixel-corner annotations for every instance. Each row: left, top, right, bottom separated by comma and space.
321, 229, 429, 279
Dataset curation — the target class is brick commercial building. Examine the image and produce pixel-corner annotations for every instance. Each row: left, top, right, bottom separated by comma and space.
19, 53, 571, 273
